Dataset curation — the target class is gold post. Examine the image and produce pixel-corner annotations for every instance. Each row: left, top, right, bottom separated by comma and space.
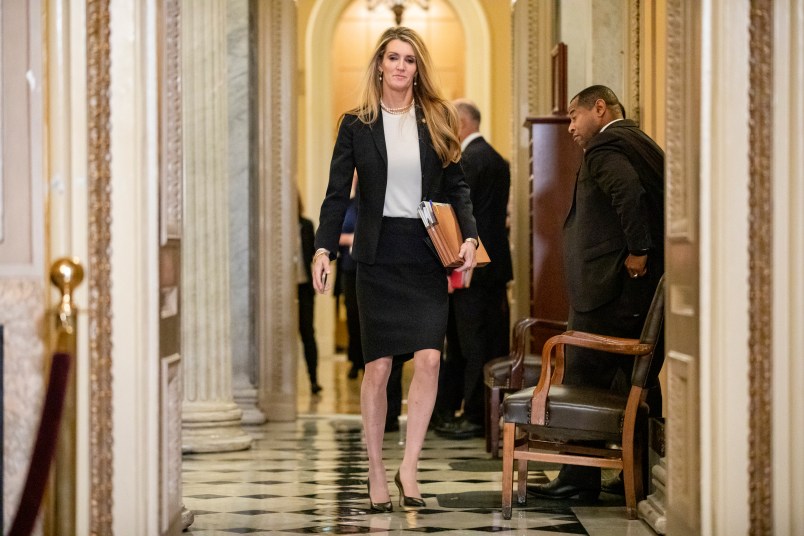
45, 257, 83, 536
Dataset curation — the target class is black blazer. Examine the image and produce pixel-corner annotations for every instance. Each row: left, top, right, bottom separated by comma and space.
315, 106, 477, 265
563, 120, 665, 312
460, 136, 513, 286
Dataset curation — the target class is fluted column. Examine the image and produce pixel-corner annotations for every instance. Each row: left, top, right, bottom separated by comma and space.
227, 0, 266, 425
181, 0, 252, 452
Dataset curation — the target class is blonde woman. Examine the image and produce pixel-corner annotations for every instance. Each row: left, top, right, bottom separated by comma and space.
312, 27, 477, 512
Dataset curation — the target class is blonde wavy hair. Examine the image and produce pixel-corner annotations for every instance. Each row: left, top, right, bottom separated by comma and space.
349, 26, 461, 167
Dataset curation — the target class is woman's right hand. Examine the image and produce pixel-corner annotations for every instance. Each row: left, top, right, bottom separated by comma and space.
312, 250, 331, 294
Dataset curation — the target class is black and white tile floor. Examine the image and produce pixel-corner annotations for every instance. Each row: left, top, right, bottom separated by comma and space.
182, 415, 656, 535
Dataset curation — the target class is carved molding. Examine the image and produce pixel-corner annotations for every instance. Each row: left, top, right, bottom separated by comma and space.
158, 0, 182, 529
256, 0, 297, 421
629, 0, 641, 125
161, 0, 183, 244
518, 0, 553, 116
664, 0, 695, 241
525, 1, 540, 111
269, 1, 290, 402
509, 0, 554, 321
664, 0, 685, 238
664, 1, 701, 532
0, 279, 46, 527
86, 0, 114, 532
747, 0, 773, 533
667, 351, 696, 526
161, 354, 183, 531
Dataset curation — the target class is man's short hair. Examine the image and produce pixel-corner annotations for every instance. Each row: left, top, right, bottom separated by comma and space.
453, 98, 481, 126
571, 85, 624, 118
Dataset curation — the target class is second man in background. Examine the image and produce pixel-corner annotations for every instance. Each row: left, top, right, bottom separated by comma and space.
434, 99, 513, 440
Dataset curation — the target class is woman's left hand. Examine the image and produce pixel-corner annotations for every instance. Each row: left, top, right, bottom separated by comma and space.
455, 241, 477, 272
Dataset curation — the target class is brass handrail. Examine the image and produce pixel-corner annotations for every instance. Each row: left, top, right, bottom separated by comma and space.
46, 257, 83, 536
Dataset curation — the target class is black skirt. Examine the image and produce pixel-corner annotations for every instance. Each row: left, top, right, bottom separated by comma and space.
356, 217, 448, 363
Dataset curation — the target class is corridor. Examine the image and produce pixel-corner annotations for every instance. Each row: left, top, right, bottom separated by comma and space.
181, 353, 655, 535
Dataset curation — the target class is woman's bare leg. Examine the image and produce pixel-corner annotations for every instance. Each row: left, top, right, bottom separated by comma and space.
397, 349, 440, 498
361, 356, 393, 502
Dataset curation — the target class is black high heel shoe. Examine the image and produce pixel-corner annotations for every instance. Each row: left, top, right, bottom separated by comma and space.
367, 480, 393, 513
394, 470, 426, 508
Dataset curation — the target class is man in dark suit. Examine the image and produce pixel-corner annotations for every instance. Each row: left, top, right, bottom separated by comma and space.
434, 99, 513, 439
530, 85, 664, 498
298, 212, 322, 395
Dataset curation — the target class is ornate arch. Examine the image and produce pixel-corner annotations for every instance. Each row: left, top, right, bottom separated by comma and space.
303, 0, 492, 218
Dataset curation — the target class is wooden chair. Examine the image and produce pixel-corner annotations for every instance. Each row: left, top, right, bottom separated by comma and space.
8, 352, 73, 536
483, 318, 566, 458
500, 275, 665, 520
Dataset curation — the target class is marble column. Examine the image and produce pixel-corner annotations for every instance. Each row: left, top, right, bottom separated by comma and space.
227, 0, 265, 425
181, 0, 252, 452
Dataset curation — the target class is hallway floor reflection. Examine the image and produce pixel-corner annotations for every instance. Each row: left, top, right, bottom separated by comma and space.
182, 352, 656, 535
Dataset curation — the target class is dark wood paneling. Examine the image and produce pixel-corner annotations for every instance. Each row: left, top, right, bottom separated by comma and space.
525, 116, 583, 350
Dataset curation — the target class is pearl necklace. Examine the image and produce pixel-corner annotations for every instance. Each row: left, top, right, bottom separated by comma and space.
381, 99, 414, 115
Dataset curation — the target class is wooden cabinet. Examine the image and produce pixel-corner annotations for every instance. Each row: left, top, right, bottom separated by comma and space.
524, 116, 583, 349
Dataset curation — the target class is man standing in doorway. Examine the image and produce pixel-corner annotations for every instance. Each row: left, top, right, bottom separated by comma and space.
298, 208, 322, 395
434, 99, 513, 439
530, 85, 664, 499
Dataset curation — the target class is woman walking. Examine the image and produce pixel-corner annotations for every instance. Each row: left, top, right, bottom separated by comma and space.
312, 26, 478, 512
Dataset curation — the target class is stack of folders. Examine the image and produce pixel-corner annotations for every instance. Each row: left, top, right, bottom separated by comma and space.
417, 201, 491, 268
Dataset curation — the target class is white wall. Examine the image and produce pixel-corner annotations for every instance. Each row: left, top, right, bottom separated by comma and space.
560, 0, 626, 99
110, 0, 161, 532
772, 0, 804, 533
698, 0, 751, 531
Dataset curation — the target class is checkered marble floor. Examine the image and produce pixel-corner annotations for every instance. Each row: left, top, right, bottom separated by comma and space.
182, 415, 656, 535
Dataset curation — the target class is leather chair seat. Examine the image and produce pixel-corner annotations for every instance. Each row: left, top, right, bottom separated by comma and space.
502, 385, 646, 441
484, 354, 540, 388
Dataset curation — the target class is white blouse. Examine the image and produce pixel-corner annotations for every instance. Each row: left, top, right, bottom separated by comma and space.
381, 106, 421, 218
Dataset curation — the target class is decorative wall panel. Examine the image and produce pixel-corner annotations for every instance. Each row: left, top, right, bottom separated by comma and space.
161, 354, 183, 532
0, 280, 45, 528
86, 0, 114, 531
747, 0, 773, 532
160, 0, 183, 244
665, 0, 697, 241
667, 351, 696, 526
0, 0, 43, 276
256, 0, 298, 421
158, 0, 184, 531
510, 0, 554, 320
628, 0, 641, 124
664, 0, 701, 533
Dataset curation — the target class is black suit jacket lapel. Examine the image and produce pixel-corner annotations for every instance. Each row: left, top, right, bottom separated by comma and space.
416, 106, 431, 200
369, 113, 390, 204
371, 112, 388, 167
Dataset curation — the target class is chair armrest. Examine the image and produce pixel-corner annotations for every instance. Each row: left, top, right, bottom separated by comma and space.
529, 331, 652, 426
556, 331, 652, 356
509, 318, 567, 386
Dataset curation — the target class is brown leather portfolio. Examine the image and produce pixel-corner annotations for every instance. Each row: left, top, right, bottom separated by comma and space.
419, 201, 490, 268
